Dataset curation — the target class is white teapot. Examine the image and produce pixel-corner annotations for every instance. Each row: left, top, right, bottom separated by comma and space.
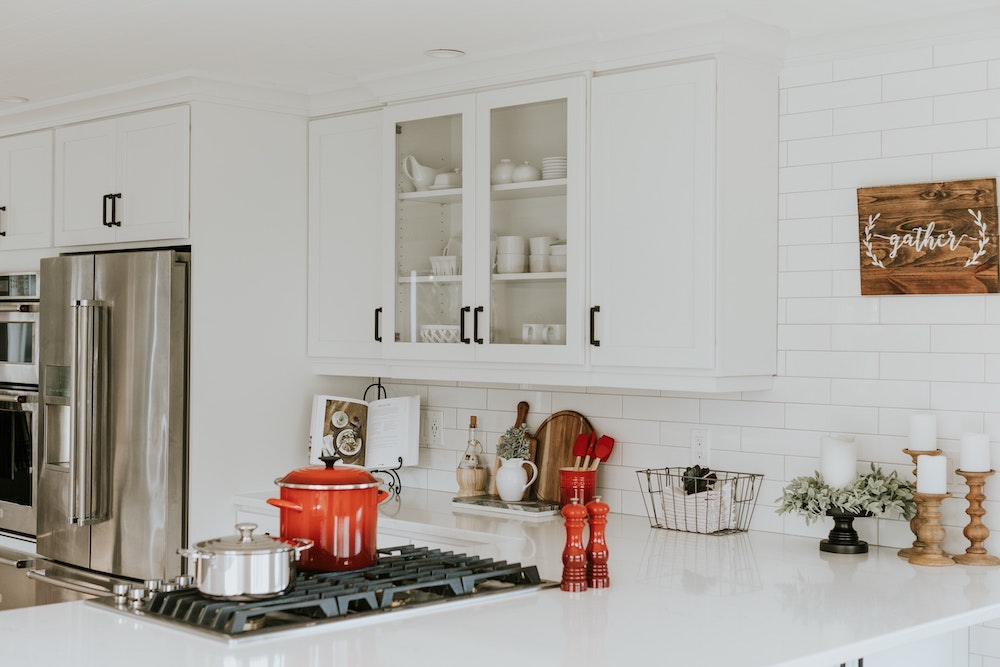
401, 155, 440, 191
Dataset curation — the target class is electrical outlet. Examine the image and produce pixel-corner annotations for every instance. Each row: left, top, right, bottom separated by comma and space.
691, 430, 709, 466
421, 410, 444, 446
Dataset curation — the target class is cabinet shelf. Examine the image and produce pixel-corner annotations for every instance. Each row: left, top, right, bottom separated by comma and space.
398, 188, 461, 204
398, 274, 461, 284
493, 271, 566, 282
491, 179, 566, 200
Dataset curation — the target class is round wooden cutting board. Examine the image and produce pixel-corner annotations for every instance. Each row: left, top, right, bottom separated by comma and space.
532, 410, 594, 503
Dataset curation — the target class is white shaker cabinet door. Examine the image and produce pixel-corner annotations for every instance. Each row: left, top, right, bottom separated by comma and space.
0, 130, 53, 250
308, 110, 384, 360
589, 60, 716, 370
54, 117, 117, 245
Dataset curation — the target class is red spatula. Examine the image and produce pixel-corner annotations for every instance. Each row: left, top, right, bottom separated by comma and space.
580, 432, 597, 470
571, 433, 591, 471
589, 435, 615, 470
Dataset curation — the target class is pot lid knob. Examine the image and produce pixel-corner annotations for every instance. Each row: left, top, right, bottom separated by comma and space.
319, 454, 341, 469
235, 522, 258, 542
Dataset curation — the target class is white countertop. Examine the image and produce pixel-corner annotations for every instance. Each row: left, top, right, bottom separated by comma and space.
3, 489, 1000, 666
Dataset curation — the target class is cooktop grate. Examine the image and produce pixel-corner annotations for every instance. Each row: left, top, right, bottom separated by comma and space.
90, 545, 554, 642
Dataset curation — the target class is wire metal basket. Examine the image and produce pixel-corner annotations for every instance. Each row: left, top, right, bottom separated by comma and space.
636, 467, 764, 535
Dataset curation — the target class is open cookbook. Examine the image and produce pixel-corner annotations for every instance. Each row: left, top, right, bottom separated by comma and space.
309, 394, 420, 469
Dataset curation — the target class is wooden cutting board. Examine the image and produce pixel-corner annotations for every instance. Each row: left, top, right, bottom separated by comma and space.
533, 410, 594, 503
487, 401, 537, 496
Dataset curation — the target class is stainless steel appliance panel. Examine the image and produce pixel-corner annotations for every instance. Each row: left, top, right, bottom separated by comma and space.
0, 389, 39, 536
38, 250, 188, 582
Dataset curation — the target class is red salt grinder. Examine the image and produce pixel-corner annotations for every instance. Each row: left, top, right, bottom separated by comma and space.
561, 497, 588, 592
586, 496, 610, 588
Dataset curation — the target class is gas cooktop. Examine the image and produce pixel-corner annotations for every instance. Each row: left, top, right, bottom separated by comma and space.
89, 545, 555, 643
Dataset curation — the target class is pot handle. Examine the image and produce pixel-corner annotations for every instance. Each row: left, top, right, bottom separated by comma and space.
266, 498, 303, 512
284, 537, 314, 559
377, 489, 390, 504
177, 547, 214, 562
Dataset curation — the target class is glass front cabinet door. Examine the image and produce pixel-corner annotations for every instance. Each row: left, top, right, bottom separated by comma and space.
383, 77, 585, 365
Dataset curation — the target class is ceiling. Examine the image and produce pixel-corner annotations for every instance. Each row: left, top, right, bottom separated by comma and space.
2, 0, 1000, 110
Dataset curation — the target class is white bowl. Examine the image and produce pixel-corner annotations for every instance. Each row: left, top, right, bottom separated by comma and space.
529, 236, 555, 255
496, 236, 526, 254
549, 243, 567, 256
549, 255, 567, 272
496, 254, 526, 274
430, 256, 459, 276
420, 324, 461, 344
529, 255, 550, 273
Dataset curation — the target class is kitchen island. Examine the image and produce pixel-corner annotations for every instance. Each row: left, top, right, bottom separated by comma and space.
1, 489, 998, 666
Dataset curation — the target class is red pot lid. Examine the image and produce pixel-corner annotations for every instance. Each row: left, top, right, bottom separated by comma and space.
275, 457, 381, 490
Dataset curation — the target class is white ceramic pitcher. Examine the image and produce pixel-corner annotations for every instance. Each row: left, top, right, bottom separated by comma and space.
401, 155, 439, 191
495, 457, 538, 502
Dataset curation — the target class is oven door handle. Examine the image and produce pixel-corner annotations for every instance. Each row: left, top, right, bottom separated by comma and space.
70, 299, 110, 526
26, 569, 111, 597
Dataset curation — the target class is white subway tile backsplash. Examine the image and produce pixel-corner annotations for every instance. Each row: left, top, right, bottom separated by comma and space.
883, 62, 988, 101
779, 110, 832, 141
834, 47, 933, 79
786, 131, 882, 166
932, 325, 1000, 354
551, 391, 622, 418
932, 147, 1000, 180
880, 295, 986, 323
831, 269, 861, 297
932, 381, 1000, 412
743, 376, 832, 405
785, 350, 879, 378
883, 120, 988, 157
831, 155, 933, 189
779, 164, 833, 193
934, 88, 1000, 123
741, 426, 824, 456
881, 352, 985, 382
935, 36, 1000, 67
780, 61, 834, 88
779, 216, 832, 245
777, 324, 832, 351
784, 242, 859, 272
784, 403, 879, 433
779, 271, 832, 298
700, 399, 785, 428
830, 378, 929, 408
622, 395, 699, 422
785, 77, 882, 114
785, 297, 879, 324
831, 324, 931, 352
834, 99, 933, 134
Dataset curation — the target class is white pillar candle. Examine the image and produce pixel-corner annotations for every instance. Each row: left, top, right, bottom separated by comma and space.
916, 454, 948, 494
959, 432, 991, 472
820, 435, 857, 488
909, 413, 937, 451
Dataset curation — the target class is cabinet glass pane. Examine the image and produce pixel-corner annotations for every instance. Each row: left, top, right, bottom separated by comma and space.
489, 99, 567, 346
394, 113, 464, 345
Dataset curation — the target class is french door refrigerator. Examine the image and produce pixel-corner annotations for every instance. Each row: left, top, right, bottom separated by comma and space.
36, 249, 189, 582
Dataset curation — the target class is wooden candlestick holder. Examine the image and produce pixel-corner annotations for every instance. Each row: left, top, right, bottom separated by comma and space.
908, 492, 953, 567
952, 469, 1000, 566
899, 448, 942, 559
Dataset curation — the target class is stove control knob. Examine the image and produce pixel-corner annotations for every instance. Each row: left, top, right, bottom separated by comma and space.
144, 579, 163, 597
128, 587, 147, 609
174, 575, 195, 588
160, 583, 176, 593
112, 583, 131, 605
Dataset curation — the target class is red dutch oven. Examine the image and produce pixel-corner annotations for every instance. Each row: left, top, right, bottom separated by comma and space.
267, 459, 389, 572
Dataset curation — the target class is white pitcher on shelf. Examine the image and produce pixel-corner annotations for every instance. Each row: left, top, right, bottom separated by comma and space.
401, 155, 440, 191
495, 457, 538, 502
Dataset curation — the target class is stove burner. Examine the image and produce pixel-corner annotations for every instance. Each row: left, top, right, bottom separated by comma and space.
92, 545, 553, 641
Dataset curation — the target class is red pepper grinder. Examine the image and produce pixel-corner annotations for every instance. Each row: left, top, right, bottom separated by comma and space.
586, 496, 610, 588
561, 497, 588, 592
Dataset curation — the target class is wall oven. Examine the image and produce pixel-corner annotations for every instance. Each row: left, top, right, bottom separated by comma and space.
0, 272, 40, 538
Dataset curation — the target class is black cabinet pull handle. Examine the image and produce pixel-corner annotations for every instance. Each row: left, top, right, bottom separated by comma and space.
590, 306, 601, 347
459, 306, 471, 344
109, 193, 121, 227
374, 307, 382, 342
473, 306, 484, 344
102, 194, 111, 226
0, 205, 6, 236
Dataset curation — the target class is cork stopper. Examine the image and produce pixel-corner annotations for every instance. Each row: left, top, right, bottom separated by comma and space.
470, 415, 477, 428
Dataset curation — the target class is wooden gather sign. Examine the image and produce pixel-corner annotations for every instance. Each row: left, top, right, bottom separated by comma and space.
856, 178, 998, 295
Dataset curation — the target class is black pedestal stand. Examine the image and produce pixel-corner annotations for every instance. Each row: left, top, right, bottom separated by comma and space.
819, 509, 871, 554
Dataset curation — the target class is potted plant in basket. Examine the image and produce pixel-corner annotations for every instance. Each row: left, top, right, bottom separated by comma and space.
777, 463, 916, 554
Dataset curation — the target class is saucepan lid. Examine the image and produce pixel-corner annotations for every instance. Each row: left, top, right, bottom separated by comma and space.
274, 456, 381, 490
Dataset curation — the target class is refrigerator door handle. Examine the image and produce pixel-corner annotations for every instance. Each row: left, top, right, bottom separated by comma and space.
70, 299, 110, 526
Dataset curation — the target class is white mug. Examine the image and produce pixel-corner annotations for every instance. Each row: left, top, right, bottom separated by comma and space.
522, 323, 543, 344
542, 324, 566, 345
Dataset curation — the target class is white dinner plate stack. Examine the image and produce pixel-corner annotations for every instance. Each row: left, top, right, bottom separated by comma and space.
541, 156, 567, 180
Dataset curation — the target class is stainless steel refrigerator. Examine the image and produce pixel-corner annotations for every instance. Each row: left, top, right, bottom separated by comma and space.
35, 249, 189, 582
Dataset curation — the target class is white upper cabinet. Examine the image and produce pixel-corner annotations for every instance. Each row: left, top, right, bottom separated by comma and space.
381, 78, 586, 369
0, 130, 53, 250
54, 105, 190, 246
308, 110, 384, 362
588, 57, 777, 391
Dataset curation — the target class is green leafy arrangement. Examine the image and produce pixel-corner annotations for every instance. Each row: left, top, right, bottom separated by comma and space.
682, 465, 718, 494
497, 423, 530, 460
776, 463, 916, 525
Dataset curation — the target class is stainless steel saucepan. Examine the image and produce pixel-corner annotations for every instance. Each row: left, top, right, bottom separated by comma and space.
178, 523, 312, 600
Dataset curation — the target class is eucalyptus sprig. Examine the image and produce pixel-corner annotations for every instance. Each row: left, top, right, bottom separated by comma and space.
498, 423, 530, 460
776, 463, 916, 525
